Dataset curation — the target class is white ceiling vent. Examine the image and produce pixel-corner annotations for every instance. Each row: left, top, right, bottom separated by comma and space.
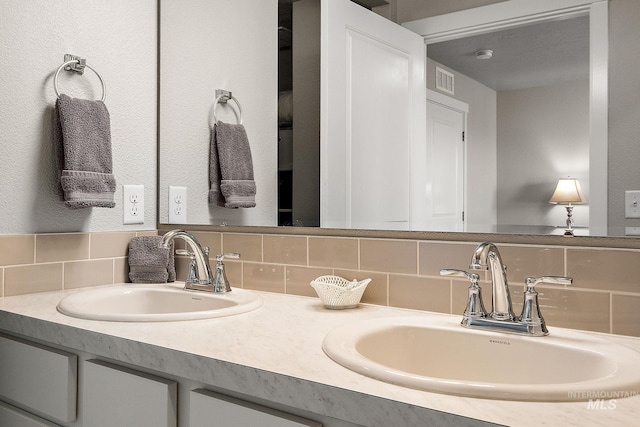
435, 66, 455, 95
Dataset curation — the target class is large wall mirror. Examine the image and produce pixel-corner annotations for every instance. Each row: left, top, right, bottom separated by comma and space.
160, 0, 628, 239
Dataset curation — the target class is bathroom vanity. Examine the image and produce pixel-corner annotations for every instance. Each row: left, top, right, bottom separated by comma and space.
1, 285, 639, 427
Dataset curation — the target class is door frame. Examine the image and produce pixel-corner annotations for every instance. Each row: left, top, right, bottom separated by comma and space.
426, 89, 469, 231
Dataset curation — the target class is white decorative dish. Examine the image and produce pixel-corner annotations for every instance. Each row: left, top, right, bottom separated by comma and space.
310, 275, 371, 309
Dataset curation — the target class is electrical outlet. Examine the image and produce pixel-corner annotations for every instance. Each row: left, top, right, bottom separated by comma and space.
123, 185, 144, 224
169, 186, 187, 224
625, 191, 640, 218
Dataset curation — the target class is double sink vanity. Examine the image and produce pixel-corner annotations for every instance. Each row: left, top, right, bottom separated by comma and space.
1, 238, 640, 426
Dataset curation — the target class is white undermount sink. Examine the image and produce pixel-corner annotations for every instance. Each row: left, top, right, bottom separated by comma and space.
323, 315, 640, 401
57, 283, 262, 322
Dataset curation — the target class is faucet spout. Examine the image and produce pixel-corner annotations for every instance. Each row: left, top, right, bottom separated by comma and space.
470, 242, 515, 321
160, 230, 215, 291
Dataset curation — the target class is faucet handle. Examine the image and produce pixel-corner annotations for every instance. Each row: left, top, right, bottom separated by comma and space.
176, 249, 193, 257
525, 276, 572, 288
176, 249, 199, 284
519, 276, 572, 336
212, 253, 240, 293
440, 269, 479, 281
215, 252, 240, 262
441, 269, 486, 319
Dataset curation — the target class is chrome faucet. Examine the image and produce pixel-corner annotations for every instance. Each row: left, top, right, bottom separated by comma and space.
160, 230, 218, 292
441, 241, 572, 336
469, 242, 515, 321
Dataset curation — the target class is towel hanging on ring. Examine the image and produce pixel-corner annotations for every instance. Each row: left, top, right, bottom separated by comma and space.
52, 55, 115, 208
209, 121, 257, 208
209, 90, 256, 208
54, 94, 116, 209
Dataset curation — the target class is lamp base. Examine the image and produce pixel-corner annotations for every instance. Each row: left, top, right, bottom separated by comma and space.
563, 205, 575, 237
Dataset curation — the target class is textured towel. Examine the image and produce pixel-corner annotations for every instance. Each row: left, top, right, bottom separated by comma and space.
128, 236, 176, 284
209, 121, 256, 208
53, 93, 116, 208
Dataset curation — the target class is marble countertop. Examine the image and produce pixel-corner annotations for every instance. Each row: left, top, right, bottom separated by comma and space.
1, 283, 639, 427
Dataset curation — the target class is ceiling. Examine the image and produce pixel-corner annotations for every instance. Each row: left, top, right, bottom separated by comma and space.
426, 15, 590, 91
277, 1, 589, 92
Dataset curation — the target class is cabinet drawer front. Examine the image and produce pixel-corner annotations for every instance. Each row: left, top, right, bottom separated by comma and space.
0, 333, 77, 423
0, 400, 60, 427
83, 359, 177, 427
190, 389, 322, 427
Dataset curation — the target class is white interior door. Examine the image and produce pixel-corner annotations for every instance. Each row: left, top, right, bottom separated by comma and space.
320, 0, 426, 229
424, 91, 466, 231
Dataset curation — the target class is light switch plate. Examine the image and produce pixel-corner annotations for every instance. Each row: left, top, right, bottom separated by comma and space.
169, 186, 187, 224
625, 190, 640, 218
123, 185, 144, 225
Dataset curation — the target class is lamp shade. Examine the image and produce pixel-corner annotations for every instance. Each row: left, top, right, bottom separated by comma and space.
549, 178, 586, 205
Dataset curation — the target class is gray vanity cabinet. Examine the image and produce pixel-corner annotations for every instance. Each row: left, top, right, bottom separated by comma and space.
0, 400, 60, 427
0, 331, 327, 427
82, 359, 178, 427
0, 333, 76, 425
189, 389, 322, 427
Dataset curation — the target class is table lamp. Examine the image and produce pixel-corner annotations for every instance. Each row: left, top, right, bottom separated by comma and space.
549, 178, 586, 236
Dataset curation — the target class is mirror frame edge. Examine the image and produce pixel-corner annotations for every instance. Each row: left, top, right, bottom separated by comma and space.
157, 223, 640, 250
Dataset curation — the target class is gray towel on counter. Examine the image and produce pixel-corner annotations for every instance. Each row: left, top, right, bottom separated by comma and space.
128, 236, 176, 284
209, 121, 257, 208
54, 93, 116, 208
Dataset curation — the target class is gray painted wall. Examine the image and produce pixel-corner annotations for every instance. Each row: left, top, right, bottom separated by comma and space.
497, 80, 590, 228
0, 0, 157, 234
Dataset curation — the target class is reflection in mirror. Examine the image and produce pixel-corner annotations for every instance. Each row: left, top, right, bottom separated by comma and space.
160, 0, 609, 236
281, 0, 596, 234
425, 16, 590, 235
404, 0, 608, 236
159, 0, 278, 228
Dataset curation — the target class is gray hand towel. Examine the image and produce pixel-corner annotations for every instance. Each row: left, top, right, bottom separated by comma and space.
208, 121, 257, 208
53, 94, 116, 208
128, 236, 176, 284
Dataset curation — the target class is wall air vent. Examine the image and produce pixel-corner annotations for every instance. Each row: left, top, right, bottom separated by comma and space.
435, 66, 455, 95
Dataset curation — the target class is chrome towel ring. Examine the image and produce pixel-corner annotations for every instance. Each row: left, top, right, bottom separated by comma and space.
53, 54, 106, 102
213, 89, 243, 125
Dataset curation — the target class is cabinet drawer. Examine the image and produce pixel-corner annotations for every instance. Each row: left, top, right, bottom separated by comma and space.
83, 359, 177, 427
190, 389, 322, 427
0, 400, 60, 427
0, 333, 77, 422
